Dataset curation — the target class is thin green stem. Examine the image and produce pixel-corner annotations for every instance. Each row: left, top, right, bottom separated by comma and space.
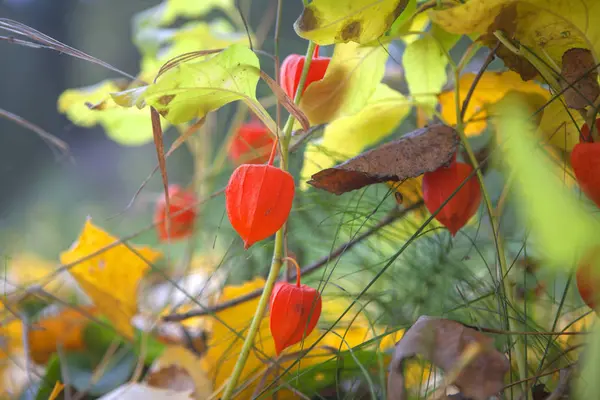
453, 68, 528, 394
221, 39, 317, 400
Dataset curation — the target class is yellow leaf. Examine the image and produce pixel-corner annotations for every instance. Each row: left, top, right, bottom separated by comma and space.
299, 42, 388, 125
112, 44, 276, 134
301, 84, 411, 189
429, 0, 599, 73
538, 99, 585, 151
48, 381, 65, 400
59, 219, 162, 339
438, 71, 549, 136
5, 253, 74, 297
200, 278, 397, 399
294, 0, 409, 45
58, 80, 165, 146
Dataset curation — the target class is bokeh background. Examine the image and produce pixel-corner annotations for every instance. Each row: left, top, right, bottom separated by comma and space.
0, 0, 306, 260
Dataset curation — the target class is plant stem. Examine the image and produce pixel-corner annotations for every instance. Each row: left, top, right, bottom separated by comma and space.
220, 40, 316, 400
453, 66, 528, 394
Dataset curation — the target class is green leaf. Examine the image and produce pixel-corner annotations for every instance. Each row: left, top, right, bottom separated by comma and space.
496, 98, 600, 268
65, 350, 137, 396
33, 355, 62, 400
294, 0, 410, 45
112, 44, 276, 133
301, 84, 411, 189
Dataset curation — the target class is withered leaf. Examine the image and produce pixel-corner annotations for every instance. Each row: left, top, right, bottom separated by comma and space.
561, 48, 599, 110
307, 124, 459, 195
146, 365, 196, 395
387, 316, 509, 400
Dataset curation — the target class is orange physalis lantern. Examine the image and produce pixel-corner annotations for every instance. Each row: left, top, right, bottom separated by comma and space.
571, 141, 600, 208
269, 258, 321, 355
225, 138, 295, 249
280, 45, 330, 99
422, 160, 482, 236
154, 184, 197, 241
228, 120, 274, 165
576, 246, 600, 313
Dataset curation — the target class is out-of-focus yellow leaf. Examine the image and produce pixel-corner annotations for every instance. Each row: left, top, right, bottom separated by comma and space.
300, 84, 411, 189
148, 345, 212, 399
5, 253, 74, 297
60, 219, 162, 339
48, 381, 65, 400
538, 99, 585, 152
438, 71, 549, 136
496, 98, 600, 268
58, 80, 164, 146
112, 44, 276, 134
294, 0, 409, 45
200, 278, 403, 399
299, 42, 388, 125
158, 0, 235, 26
429, 0, 599, 73
139, 20, 251, 83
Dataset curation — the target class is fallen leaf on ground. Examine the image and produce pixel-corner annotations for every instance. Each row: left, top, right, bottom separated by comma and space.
146, 345, 213, 399
298, 42, 388, 125
98, 383, 194, 400
28, 306, 98, 364
307, 124, 459, 195
438, 71, 549, 136
300, 84, 411, 190
387, 316, 509, 400
60, 219, 162, 339
294, 0, 409, 45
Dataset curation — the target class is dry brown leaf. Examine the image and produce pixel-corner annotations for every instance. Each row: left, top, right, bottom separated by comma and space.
387, 316, 509, 400
147, 365, 196, 395
561, 48, 599, 109
307, 125, 459, 195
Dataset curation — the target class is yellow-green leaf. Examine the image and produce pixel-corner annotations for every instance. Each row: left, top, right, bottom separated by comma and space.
139, 20, 251, 83
496, 98, 600, 268
112, 44, 276, 133
438, 71, 549, 136
294, 0, 410, 45
300, 84, 411, 189
402, 33, 450, 112
538, 99, 585, 152
58, 80, 165, 146
60, 219, 162, 338
135, 0, 235, 28
299, 42, 388, 125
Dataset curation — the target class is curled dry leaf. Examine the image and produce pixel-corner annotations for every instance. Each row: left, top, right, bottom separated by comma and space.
387, 316, 509, 400
561, 48, 599, 110
307, 124, 459, 195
